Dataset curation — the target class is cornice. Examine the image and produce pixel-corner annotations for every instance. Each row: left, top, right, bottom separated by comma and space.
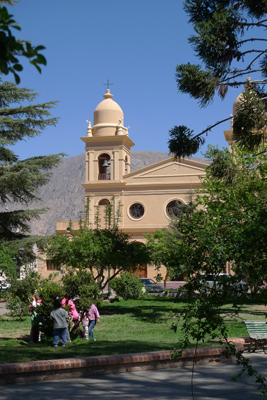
80, 135, 135, 148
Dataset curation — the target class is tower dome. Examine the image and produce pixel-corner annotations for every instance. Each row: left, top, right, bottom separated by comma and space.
233, 77, 252, 116
93, 89, 124, 137
233, 92, 244, 117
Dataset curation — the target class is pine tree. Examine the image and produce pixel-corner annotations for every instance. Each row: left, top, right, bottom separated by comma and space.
170, 0, 267, 158
0, 79, 64, 260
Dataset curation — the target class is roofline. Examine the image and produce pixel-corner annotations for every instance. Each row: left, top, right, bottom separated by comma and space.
124, 156, 208, 178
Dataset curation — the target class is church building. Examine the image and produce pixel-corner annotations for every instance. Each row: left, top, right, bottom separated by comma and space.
55, 88, 208, 281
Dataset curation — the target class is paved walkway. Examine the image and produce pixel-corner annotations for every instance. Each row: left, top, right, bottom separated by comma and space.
0, 353, 267, 399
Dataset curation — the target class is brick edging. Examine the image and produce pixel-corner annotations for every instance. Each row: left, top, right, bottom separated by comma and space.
0, 339, 247, 385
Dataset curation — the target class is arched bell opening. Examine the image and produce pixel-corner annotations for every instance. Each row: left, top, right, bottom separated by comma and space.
98, 154, 111, 180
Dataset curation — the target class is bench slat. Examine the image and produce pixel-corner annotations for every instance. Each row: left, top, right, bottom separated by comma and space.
244, 321, 267, 353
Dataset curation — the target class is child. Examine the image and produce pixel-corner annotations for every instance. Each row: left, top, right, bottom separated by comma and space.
61, 295, 80, 325
30, 309, 42, 343
81, 311, 89, 339
50, 297, 69, 347
29, 295, 42, 343
88, 303, 100, 341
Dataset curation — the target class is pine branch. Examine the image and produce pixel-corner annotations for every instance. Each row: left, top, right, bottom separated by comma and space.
222, 70, 263, 83
237, 38, 267, 46
193, 116, 233, 140
241, 49, 266, 56
247, 150, 267, 172
239, 21, 267, 28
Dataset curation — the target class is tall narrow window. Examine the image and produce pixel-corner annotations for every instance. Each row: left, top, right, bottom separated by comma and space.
98, 154, 111, 180
46, 261, 58, 270
125, 156, 128, 173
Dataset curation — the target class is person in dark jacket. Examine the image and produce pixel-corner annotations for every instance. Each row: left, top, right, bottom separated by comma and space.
50, 297, 69, 347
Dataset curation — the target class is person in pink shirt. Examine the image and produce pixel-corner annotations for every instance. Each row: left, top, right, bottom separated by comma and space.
61, 295, 80, 324
88, 304, 100, 341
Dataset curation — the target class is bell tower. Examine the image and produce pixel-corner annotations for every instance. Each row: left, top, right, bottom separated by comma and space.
80, 89, 135, 226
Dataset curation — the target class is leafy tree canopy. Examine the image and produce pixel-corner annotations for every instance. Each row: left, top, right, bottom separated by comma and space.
171, 0, 267, 157
166, 144, 267, 290
155, 144, 267, 392
46, 226, 150, 290
0, 4, 46, 83
146, 201, 195, 280
61, 269, 100, 312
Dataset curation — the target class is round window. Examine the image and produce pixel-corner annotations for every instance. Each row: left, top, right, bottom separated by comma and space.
166, 200, 182, 218
129, 203, 145, 219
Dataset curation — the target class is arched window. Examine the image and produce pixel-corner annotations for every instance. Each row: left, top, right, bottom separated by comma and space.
98, 199, 110, 206
98, 154, 111, 180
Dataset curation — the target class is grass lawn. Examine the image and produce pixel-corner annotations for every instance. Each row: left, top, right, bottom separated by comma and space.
0, 296, 265, 364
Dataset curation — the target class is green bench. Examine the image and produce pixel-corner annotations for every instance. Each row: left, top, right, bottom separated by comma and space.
244, 320, 267, 353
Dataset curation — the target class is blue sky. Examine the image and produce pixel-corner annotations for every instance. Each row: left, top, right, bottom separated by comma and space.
7, 0, 242, 161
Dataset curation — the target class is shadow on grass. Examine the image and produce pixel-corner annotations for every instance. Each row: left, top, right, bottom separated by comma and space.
222, 306, 267, 319
100, 297, 184, 324
0, 338, 179, 364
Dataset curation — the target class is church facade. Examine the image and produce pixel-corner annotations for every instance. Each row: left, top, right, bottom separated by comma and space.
55, 89, 208, 281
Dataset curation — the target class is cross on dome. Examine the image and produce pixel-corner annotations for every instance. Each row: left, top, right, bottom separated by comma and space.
103, 79, 113, 90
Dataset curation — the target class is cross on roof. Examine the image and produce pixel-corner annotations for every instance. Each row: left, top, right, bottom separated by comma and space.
103, 79, 113, 90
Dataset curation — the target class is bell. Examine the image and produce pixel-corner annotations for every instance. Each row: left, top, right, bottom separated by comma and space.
102, 159, 109, 168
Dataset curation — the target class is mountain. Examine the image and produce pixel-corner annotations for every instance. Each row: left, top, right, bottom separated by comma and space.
4, 151, 208, 236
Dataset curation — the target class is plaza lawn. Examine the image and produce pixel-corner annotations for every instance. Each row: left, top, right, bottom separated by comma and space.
0, 296, 264, 364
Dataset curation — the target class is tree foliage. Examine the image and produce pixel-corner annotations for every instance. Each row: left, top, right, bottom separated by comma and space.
46, 226, 150, 290
61, 269, 100, 312
158, 144, 267, 392
37, 280, 64, 338
171, 0, 267, 157
0, 240, 15, 279
168, 125, 205, 159
0, 80, 65, 261
0, 5, 46, 83
4, 270, 40, 321
109, 272, 145, 300
166, 145, 267, 290
233, 85, 267, 151
146, 201, 195, 280
149, 143, 267, 320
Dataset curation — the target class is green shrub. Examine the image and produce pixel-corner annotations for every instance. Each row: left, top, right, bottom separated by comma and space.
4, 271, 40, 321
38, 281, 64, 338
109, 273, 144, 300
62, 269, 101, 312
5, 296, 29, 321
